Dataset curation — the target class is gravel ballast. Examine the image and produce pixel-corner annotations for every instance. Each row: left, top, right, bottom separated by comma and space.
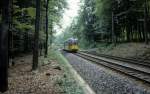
63, 52, 150, 94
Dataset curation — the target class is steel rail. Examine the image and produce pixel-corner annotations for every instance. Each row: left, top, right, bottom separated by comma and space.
80, 51, 150, 67
74, 52, 150, 84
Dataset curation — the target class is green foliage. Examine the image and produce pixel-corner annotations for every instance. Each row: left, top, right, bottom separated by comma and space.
56, 0, 150, 49
46, 0, 68, 46
6, 0, 68, 53
26, 7, 36, 18
56, 0, 98, 49
15, 23, 34, 31
49, 50, 84, 94
12, 1, 36, 32
48, 0, 67, 24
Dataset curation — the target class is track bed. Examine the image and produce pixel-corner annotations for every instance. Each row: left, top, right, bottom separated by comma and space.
62, 51, 150, 94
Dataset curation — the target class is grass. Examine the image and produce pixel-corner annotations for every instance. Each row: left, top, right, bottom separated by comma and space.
46, 49, 85, 94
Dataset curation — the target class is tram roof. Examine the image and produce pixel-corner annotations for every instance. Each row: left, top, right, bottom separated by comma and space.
64, 38, 78, 43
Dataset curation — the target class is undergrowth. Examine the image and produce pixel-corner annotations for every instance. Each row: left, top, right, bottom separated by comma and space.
47, 49, 84, 94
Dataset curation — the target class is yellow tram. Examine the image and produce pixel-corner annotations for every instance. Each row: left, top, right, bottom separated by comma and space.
64, 38, 79, 52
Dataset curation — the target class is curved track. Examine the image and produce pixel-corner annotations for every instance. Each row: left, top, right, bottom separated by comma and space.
74, 52, 150, 84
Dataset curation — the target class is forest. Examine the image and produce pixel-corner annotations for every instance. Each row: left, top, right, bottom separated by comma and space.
0, 0, 150, 93
0, 0, 67, 92
57, 0, 150, 48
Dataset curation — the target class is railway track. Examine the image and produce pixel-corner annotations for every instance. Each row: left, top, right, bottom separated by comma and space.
80, 51, 150, 67
74, 52, 150, 84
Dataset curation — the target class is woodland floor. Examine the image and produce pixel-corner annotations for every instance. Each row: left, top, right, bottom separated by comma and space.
97, 43, 150, 59
1, 55, 64, 94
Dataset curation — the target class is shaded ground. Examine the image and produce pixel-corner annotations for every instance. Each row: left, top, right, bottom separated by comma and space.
2, 55, 64, 94
1, 50, 84, 94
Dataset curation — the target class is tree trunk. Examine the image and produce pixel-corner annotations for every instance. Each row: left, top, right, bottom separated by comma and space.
24, 31, 28, 52
0, 0, 10, 92
8, 0, 14, 67
112, 11, 116, 44
144, 0, 148, 44
32, 0, 41, 70
126, 20, 131, 42
50, 22, 53, 46
141, 23, 145, 41
45, 0, 49, 58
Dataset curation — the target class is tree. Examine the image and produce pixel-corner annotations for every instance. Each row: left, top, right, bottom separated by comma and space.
32, 0, 41, 70
144, 0, 148, 44
45, 0, 49, 57
0, 0, 10, 92
60, 0, 150, 48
